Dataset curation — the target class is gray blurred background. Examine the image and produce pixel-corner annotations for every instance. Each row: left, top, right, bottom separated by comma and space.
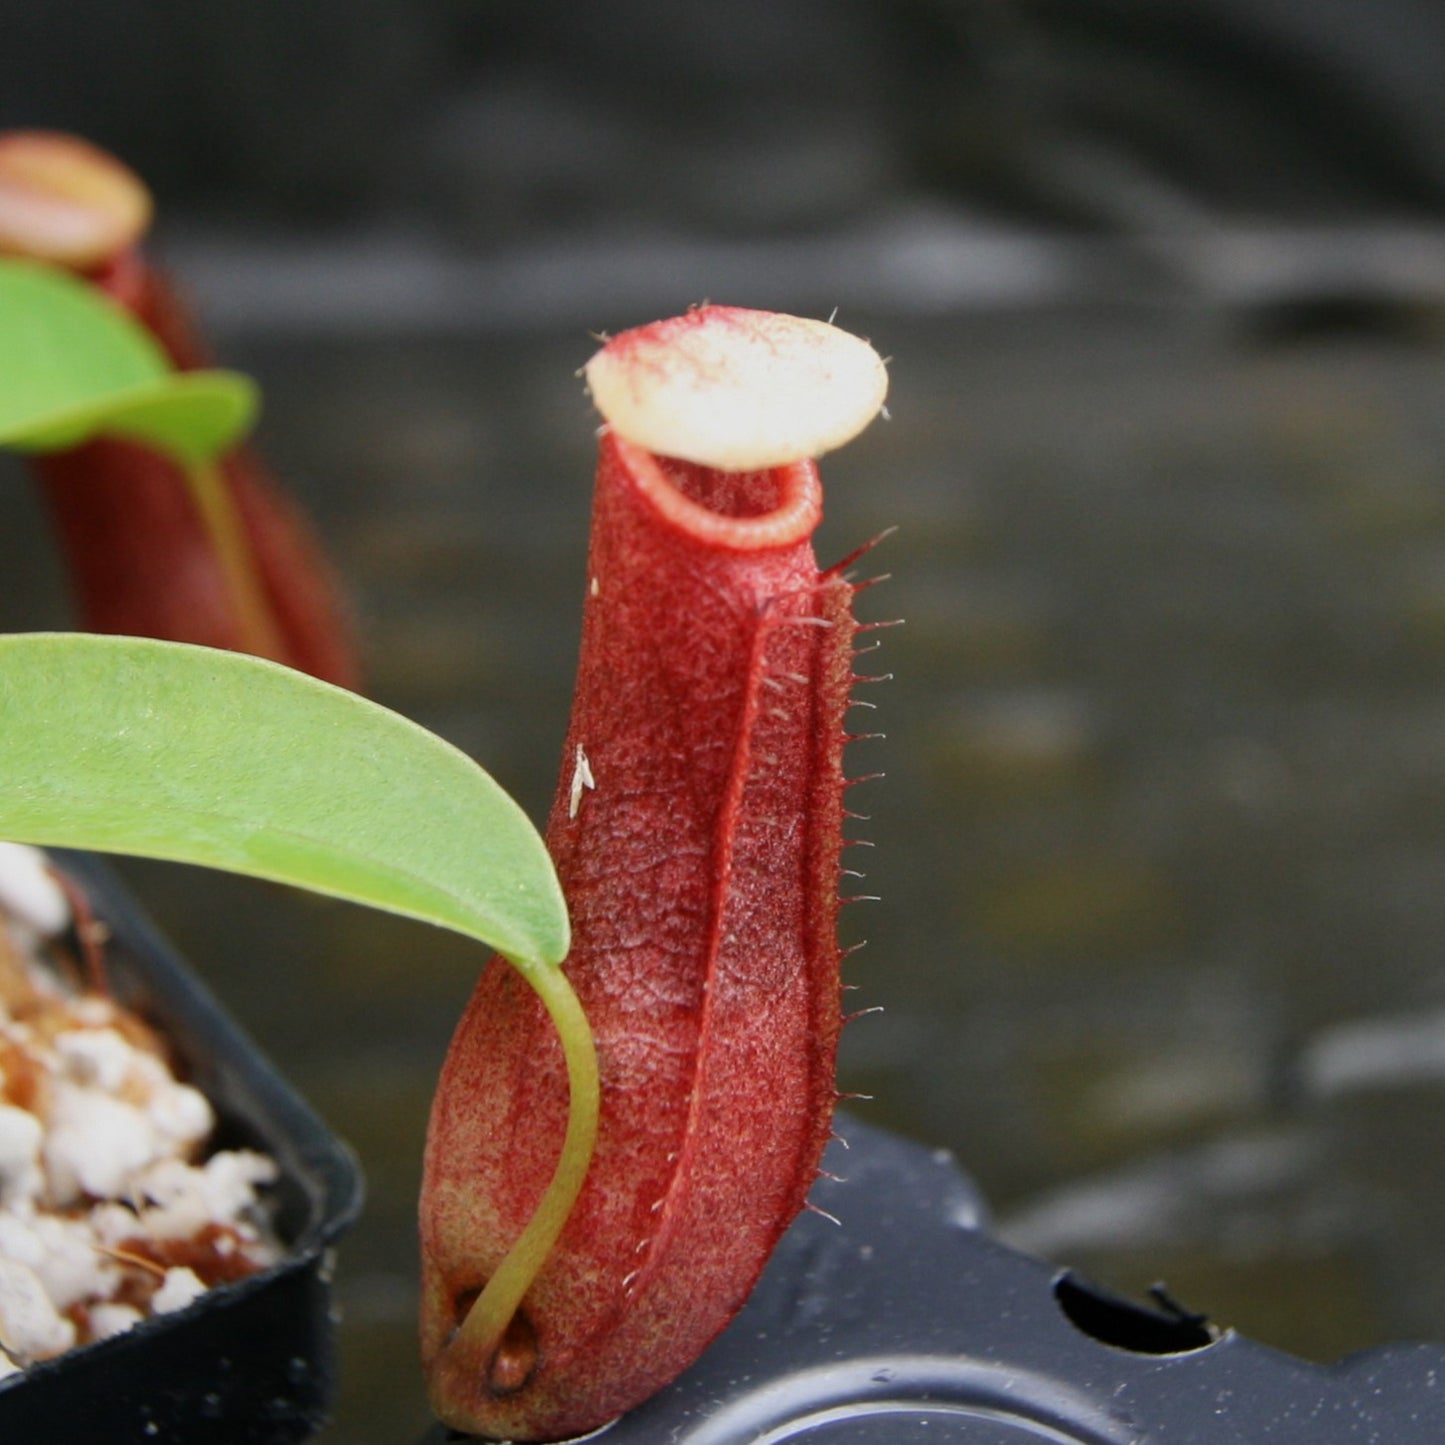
3, 3, 1445, 1440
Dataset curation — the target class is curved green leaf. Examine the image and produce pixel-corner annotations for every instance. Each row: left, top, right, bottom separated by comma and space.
8, 371, 259, 463
0, 258, 256, 464
0, 633, 569, 968
0, 258, 164, 413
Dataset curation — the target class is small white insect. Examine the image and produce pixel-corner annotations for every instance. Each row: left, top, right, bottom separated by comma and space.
568, 744, 596, 820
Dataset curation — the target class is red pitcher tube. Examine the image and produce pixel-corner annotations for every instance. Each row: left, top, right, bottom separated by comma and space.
421, 304, 889, 1440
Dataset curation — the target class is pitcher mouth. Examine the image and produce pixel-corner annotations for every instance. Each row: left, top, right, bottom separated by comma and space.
607, 430, 822, 552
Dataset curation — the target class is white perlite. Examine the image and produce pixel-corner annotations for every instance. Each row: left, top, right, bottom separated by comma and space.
0, 845, 281, 1372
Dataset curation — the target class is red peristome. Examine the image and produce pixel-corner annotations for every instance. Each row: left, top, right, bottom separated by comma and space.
420, 428, 861, 1439
31, 249, 360, 691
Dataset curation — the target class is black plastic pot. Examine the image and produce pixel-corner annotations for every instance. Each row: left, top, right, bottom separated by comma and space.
422, 1117, 1445, 1444
0, 852, 363, 1445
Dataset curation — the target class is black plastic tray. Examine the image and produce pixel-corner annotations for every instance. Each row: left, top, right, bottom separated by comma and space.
0, 852, 363, 1444
423, 1116, 1445, 1443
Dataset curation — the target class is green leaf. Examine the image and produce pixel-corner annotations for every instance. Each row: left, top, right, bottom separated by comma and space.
9, 371, 260, 464
0, 258, 257, 464
0, 633, 569, 969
